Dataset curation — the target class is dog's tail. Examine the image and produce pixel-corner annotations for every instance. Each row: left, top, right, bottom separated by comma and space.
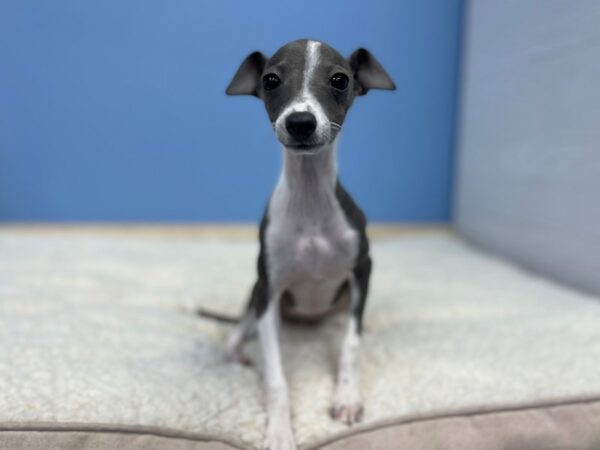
196, 307, 240, 324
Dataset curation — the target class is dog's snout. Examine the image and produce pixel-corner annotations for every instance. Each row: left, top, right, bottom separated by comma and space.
285, 112, 317, 140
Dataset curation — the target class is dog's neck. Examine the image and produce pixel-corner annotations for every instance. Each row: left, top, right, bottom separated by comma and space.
273, 139, 339, 213
280, 141, 338, 190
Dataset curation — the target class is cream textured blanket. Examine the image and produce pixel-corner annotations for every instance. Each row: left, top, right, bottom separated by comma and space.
1, 229, 599, 449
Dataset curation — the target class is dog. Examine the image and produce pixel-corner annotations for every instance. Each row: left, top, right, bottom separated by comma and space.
212, 39, 394, 450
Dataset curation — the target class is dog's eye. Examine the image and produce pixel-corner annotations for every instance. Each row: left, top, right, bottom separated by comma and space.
262, 73, 281, 91
330, 73, 349, 91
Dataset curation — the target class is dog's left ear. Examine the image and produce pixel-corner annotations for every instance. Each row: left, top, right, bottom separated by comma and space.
349, 48, 396, 96
226, 51, 267, 97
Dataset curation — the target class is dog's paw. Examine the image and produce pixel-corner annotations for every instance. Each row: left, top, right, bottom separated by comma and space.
224, 350, 253, 366
330, 402, 364, 425
331, 383, 363, 425
263, 421, 296, 450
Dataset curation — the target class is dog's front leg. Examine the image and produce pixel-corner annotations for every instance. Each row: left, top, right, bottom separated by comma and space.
258, 293, 296, 450
331, 312, 363, 425
332, 258, 371, 425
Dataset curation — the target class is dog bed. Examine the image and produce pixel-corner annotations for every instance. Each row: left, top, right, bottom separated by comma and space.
1, 227, 599, 449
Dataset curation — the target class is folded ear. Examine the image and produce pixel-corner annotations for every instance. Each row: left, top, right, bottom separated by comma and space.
226, 51, 267, 97
349, 48, 396, 96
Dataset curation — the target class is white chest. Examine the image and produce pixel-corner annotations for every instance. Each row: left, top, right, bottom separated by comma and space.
265, 184, 359, 315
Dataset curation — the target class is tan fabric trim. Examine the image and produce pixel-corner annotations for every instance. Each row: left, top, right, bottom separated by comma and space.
308, 398, 600, 450
0, 422, 245, 450
1, 398, 600, 449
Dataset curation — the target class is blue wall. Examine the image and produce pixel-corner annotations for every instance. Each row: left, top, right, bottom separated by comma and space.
0, 0, 463, 222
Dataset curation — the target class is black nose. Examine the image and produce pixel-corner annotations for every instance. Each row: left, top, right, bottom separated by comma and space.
285, 112, 317, 140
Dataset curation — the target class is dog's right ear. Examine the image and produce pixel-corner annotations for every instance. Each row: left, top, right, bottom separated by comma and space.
226, 51, 267, 97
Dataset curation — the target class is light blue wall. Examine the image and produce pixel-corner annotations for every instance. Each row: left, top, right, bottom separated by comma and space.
455, 0, 600, 296
0, 0, 463, 222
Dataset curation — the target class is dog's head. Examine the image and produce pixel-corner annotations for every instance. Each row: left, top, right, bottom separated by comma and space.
226, 39, 395, 153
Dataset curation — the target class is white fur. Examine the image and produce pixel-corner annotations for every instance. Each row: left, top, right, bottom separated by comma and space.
265, 139, 359, 317
302, 40, 320, 96
225, 309, 254, 363
332, 313, 363, 424
257, 298, 296, 450
258, 138, 359, 448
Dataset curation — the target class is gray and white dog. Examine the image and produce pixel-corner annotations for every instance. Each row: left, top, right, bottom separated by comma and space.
217, 39, 394, 450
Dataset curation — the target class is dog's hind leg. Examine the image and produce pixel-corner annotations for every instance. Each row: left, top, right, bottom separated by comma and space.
224, 279, 266, 364
225, 307, 256, 365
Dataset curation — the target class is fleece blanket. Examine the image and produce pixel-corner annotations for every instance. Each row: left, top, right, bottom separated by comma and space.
0, 228, 599, 449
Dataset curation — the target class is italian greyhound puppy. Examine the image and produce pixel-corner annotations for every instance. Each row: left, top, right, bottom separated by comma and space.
224, 39, 395, 450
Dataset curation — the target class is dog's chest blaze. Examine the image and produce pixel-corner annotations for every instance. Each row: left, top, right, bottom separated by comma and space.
266, 193, 358, 315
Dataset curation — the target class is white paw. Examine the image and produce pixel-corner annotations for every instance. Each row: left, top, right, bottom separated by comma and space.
331, 383, 363, 425
330, 402, 364, 425
224, 349, 252, 366
263, 420, 296, 450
